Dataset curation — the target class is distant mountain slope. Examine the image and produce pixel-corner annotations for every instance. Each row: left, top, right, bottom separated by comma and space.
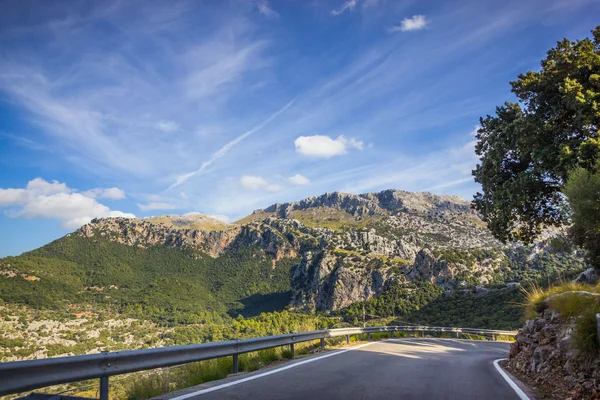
1, 230, 297, 323
0, 189, 587, 322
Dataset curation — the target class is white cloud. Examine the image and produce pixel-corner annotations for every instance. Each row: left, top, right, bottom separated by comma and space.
0, 188, 28, 206
289, 174, 310, 185
257, 1, 279, 18
240, 175, 282, 192
26, 178, 69, 195
332, 0, 357, 15
101, 188, 126, 199
83, 187, 126, 200
0, 178, 134, 229
137, 202, 180, 211
155, 120, 179, 133
294, 135, 364, 158
389, 15, 429, 32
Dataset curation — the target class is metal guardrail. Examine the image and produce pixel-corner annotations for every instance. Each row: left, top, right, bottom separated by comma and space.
0, 325, 516, 399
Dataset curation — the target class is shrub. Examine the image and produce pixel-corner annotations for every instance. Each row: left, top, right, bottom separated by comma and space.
572, 304, 600, 357
126, 370, 171, 400
522, 282, 599, 319
548, 292, 599, 319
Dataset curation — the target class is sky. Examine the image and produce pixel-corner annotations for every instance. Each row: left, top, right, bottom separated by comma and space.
0, 0, 598, 257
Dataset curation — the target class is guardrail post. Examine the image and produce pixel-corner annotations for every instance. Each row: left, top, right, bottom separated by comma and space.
290, 343, 295, 358
390, 329, 394, 338
99, 376, 108, 400
320, 338, 325, 349
346, 335, 350, 344
233, 354, 239, 374
456, 332, 459, 339
367, 333, 371, 341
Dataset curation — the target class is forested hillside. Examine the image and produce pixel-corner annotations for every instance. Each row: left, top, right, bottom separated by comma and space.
1, 234, 296, 324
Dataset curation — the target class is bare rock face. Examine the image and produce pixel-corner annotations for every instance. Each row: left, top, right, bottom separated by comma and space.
507, 298, 600, 399
330, 228, 419, 260
574, 268, 600, 284
290, 250, 393, 311
77, 216, 300, 259
256, 189, 476, 218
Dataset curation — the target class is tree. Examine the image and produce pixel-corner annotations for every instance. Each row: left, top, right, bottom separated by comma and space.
563, 165, 600, 268
472, 26, 600, 244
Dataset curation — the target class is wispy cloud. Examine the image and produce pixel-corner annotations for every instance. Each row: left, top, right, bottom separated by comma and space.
0, 0, 594, 232
0, 7, 273, 183
183, 39, 268, 101
137, 202, 180, 211
257, 1, 279, 18
240, 175, 282, 192
155, 120, 179, 133
389, 15, 429, 32
168, 98, 296, 190
289, 174, 310, 185
332, 0, 358, 16
83, 187, 126, 200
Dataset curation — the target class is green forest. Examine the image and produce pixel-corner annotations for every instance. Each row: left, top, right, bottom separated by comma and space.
0, 234, 297, 325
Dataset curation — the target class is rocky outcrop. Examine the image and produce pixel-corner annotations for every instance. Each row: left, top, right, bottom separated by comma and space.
330, 228, 419, 260
290, 250, 394, 311
254, 189, 475, 219
78, 217, 241, 257
507, 296, 600, 399
289, 246, 503, 311
77, 215, 305, 259
406, 250, 457, 288
574, 268, 600, 284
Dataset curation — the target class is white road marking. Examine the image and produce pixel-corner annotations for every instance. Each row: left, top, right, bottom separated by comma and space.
168, 342, 378, 400
493, 358, 531, 400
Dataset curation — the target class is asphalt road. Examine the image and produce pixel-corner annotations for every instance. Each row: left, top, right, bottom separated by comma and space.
159, 338, 522, 400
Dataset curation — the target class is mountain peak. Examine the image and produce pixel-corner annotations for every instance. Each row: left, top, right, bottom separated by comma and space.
252, 189, 473, 219
144, 213, 230, 231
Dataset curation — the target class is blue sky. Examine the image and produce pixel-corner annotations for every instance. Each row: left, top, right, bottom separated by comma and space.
0, 0, 598, 256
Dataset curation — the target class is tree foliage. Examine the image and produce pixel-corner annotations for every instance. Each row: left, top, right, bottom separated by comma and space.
473, 26, 600, 243
563, 165, 600, 267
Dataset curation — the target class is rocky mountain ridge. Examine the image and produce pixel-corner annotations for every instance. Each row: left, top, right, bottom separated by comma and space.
71, 189, 585, 312
253, 190, 474, 217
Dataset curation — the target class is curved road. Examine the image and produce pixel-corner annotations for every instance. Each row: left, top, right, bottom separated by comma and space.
159, 338, 523, 400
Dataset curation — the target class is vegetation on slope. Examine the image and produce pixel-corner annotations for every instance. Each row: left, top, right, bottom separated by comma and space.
523, 282, 600, 355
338, 280, 525, 330
0, 234, 296, 324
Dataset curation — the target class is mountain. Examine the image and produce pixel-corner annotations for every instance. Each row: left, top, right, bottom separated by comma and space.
0, 189, 588, 352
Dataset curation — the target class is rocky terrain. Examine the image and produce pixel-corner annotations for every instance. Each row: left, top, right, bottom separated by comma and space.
72, 189, 583, 312
507, 288, 600, 399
